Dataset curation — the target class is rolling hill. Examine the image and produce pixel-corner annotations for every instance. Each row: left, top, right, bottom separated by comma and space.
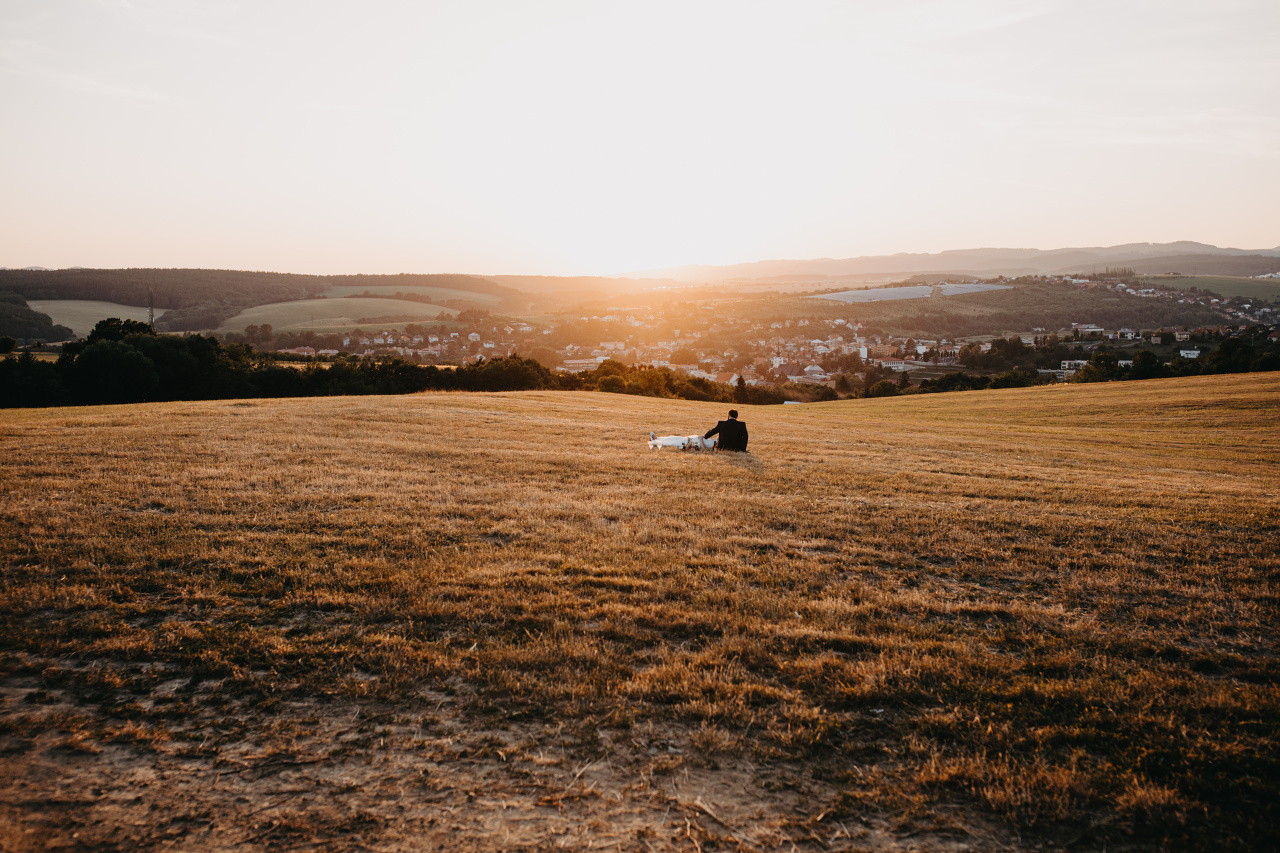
624, 242, 1280, 282
0, 270, 517, 333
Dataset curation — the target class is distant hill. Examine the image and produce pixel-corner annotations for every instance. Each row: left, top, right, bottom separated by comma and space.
1058, 254, 1280, 278
324, 273, 520, 299
623, 242, 1280, 282
0, 268, 328, 311
0, 269, 526, 333
489, 275, 683, 295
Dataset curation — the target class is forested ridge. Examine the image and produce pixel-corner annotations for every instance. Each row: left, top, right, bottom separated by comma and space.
324, 273, 519, 298
0, 269, 522, 333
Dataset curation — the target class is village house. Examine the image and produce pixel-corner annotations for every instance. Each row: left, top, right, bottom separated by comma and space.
802, 364, 828, 380
775, 363, 805, 381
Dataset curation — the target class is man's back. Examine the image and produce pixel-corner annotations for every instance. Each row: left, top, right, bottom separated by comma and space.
708, 418, 748, 452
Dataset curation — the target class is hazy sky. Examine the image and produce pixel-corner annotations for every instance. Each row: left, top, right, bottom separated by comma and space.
2, 0, 1277, 275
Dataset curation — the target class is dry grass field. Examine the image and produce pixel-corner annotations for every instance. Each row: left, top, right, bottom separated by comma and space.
1, 375, 1277, 851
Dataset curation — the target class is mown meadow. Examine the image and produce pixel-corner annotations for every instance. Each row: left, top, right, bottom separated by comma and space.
1, 375, 1276, 850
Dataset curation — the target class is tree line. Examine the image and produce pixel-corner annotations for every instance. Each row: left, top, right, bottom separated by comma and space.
0, 319, 801, 409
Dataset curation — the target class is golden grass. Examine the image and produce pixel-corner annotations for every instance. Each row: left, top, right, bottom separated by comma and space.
1, 374, 1277, 849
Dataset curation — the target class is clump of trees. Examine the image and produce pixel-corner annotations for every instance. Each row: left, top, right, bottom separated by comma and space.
563, 361, 796, 404
914, 368, 1044, 394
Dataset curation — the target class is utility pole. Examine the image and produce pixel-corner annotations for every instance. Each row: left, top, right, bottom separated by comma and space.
147, 289, 154, 327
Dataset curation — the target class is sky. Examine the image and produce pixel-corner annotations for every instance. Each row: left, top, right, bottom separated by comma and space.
1, 0, 1277, 275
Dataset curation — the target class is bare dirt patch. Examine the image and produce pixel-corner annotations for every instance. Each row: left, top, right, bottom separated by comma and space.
0, 689, 1001, 852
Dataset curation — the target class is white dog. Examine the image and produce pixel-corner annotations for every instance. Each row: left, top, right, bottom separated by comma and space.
648, 431, 717, 451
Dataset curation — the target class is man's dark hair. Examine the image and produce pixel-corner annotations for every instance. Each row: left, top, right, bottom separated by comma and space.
728, 409, 738, 418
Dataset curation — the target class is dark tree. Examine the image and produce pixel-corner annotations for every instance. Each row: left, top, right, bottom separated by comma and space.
1129, 350, 1168, 381
865, 380, 899, 398
87, 318, 156, 343
70, 340, 160, 404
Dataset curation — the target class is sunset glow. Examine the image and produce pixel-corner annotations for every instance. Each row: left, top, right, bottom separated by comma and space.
2, 0, 1277, 274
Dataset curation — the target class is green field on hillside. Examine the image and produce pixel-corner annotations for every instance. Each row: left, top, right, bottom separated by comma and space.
1140, 275, 1280, 302
26, 300, 167, 339
325, 285, 504, 305
217, 297, 458, 333
1, 376, 1276, 850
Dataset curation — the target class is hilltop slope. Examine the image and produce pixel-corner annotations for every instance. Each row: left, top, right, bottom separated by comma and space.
627, 242, 1280, 282
1, 376, 1277, 850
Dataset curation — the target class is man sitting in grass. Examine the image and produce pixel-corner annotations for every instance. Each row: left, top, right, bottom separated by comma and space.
705, 409, 749, 452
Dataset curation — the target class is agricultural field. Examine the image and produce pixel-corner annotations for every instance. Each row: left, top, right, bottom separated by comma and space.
324, 285, 504, 306
813, 283, 1012, 303
1139, 276, 1280, 303
26, 300, 166, 339
1, 376, 1277, 851
217, 297, 458, 334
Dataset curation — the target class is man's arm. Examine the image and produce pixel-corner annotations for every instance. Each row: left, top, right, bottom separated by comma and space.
704, 422, 722, 439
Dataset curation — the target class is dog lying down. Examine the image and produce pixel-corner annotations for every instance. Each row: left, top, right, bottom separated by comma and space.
648, 431, 717, 451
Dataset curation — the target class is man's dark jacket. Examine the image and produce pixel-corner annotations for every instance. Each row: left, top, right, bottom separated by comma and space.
705, 418, 748, 452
